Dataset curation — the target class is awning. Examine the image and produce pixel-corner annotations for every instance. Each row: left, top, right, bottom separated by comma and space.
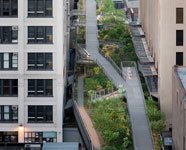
43, 143, 79, 150
140, 64, 158, 76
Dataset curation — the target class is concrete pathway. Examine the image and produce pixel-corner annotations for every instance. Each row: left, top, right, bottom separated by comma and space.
86, 0, 154, 149
122, 67, 154, 150
77, 76, 85, 106
77, 76, 101, 150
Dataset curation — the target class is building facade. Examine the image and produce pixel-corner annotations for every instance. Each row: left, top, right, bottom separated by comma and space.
140, 0, 186, 130
172, 66, 186, 149
0, 0, 69, 143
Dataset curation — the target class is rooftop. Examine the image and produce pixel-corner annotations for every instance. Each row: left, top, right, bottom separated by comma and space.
177, 67, 186, 90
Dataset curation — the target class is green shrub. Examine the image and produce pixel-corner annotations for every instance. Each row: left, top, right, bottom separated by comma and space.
91, 98, 133, 150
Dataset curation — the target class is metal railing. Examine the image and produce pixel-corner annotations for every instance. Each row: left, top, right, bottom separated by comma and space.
72, 101, 94, 150
91, 86, 118, 102
98, 49, 126, 81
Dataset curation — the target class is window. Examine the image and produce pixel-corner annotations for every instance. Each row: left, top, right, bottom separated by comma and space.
176, 8, 184, 24
0, 26, 18, 44
176, 30, 183, 46
28, 0, 52, 17
0, 132, 18, 143
24, 132, 57, 143
176, 52, 183, 66
0, 0, 18, 17
0, 106, 18, 122
28, 26, 52, 44
28, 106, 53, 123
0, 79, 18, 96
28, 53, 52, 70
28, 79, 53, 96
0, 53, 18, 70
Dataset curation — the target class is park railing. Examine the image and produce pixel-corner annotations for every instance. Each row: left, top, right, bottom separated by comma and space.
91, 86, 118, 102
98, 48, 127, 81
72, 101, 94, 150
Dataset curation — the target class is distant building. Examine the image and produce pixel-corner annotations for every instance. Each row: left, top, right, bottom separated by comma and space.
140, 0, 186, 131
172, 66, 186, 150
125, 0, 139, 21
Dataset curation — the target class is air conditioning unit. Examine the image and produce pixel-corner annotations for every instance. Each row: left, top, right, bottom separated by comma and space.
24, 144, 41, 150
12, 105, 18, 111
12, 26, 18, 30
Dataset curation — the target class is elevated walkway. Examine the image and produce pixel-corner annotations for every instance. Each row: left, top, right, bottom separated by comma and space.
85, 0, 154, 149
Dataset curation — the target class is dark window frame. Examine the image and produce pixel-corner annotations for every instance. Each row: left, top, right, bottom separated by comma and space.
28, 106, 53, 123
28, 26, 53, 44
28, 53, 52, 70
0, 26, 18, 44
28, 79, 53, 97
0, 0, 18, 17
176, 8, 184, 24
0, 53, 18, 70
28, 0, 53, 17
0, 79, 18, 97
0, 105, 18, 122
176, 52, 183, 66
176, 30, 184, 46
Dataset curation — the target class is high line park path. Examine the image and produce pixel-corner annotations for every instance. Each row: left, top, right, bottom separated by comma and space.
85, 0, 154, 149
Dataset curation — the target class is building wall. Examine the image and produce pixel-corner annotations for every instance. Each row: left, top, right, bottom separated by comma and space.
172, 67, 186, 150
0, 0, 67, 142
140, 0, 186, 130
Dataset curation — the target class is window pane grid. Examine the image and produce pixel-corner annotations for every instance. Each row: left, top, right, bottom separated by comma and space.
28, 26, 52, 44
0, 26, 18, 44
28, 53, 52, 70
0, 79, 18, 96
0, 0, 18, 17
28, 79, 53, 97
28, 0, 52, 17
28, 106, 53, 123
0, 106, 18, 122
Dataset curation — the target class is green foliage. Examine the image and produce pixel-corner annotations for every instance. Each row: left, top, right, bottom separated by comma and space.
84, 78, 100, 91
101, 0, 115, 12
146, 97, 166, 137
91, 98, 133, 150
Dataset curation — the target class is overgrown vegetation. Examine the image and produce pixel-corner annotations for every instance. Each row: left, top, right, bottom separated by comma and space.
96, 0, 166, 149
91, 97, 133, 150
97, 0, 137, 66
82, 63, 113, 106
146, 98, 166, 149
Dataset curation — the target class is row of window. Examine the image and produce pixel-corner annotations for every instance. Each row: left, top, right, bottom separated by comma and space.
176, 8, 184, 66
0, 79, 53, 97
0, 0, 53, 17
0, 105, 53, 123
0, 131, 57, 143
0, 53, 52, 70
0, 26, 53, 44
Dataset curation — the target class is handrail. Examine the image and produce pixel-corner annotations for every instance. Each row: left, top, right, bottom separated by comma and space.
121, 61, 155, 149
91, 86, 118, 102
72, 101, 94, 150
98, 49, 126, 81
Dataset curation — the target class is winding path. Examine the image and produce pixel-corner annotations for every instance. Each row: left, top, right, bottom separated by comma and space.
85, 0, 154, 149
